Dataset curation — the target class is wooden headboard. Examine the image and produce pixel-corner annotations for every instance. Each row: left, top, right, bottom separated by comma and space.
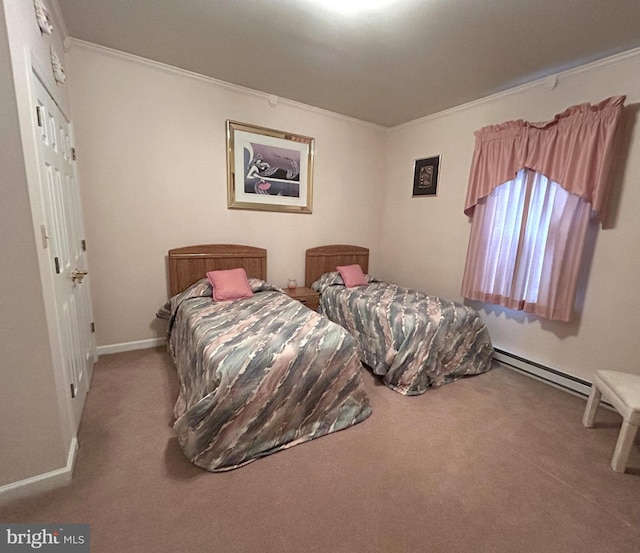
305, 245, 369, 288
168, 244, 267, 296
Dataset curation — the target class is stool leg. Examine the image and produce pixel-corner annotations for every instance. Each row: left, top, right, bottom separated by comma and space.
583, 385, 601, 428
611, 420, 638, 473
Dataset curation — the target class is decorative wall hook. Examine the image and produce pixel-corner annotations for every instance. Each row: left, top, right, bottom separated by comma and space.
544, 75, 558, 91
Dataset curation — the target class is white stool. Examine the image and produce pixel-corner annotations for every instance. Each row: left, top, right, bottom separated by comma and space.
583, 370, 640, 473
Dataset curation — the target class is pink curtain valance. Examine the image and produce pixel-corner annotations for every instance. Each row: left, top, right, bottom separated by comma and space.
464, 95, 626, 222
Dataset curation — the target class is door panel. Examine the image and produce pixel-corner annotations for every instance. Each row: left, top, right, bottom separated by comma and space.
31, 72, 95, 430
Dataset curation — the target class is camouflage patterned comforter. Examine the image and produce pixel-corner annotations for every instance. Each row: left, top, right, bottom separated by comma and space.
312, 273, 494, 396
157, 278, 371, 471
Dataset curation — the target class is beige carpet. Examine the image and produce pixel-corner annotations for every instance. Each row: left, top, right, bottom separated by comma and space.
2, 347, 639, 552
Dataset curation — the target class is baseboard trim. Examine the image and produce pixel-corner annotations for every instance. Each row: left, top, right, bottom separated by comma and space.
0, 437, 78, 505
97, 337, 166, 356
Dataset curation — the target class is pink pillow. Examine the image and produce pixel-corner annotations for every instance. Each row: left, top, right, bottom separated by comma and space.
337, 264, 368, 288
206, 268, 254, 301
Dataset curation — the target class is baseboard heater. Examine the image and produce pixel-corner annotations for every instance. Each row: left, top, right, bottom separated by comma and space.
493, 348, 593, 398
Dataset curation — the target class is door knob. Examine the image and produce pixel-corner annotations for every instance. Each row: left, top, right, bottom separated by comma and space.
71, 269, 88, 283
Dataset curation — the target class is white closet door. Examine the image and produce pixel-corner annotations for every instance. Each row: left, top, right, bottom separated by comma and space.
31, 72, 95, 431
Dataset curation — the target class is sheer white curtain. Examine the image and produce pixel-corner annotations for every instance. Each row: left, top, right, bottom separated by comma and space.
462, 169, 592, 321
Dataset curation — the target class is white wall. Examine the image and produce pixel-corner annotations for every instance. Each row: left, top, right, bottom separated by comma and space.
65, 42, 388, 348
380, 51, 640, 382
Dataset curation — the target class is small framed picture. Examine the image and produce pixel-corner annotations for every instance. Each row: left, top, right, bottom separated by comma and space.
412, 155, 440, 197
226, 120, 314, 214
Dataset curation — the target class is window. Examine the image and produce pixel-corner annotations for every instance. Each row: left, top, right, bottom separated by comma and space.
461, 97, 625, 322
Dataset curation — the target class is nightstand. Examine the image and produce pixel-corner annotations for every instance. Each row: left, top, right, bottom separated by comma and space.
285, 287, 320, 311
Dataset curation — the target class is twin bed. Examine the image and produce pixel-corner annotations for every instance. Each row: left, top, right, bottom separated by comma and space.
305, 245, 494, 396
159, 243, 493, 471
158, 244, 371, 472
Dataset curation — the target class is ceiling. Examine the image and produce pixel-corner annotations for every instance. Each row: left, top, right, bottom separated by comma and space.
56, 0, 640, 127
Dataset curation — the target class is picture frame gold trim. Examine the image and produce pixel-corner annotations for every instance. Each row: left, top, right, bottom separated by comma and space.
226, 120, 314, 214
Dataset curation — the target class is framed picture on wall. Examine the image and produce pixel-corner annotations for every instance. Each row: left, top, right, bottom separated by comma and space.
412, 155, 440, 197
226, 120, 315, 214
